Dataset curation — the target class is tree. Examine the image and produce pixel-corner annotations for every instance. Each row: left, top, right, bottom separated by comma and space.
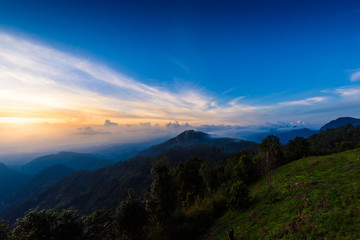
201, 164, 225, 194
0, 220, 10, 240
254, 135, 284, 191
227, 181, 250, 209
285, 137, 310, 162
146, 159, 178, 227
174, 158, 205, 206
115, 190, 148, 240
83, 208, 116, 240
225, 152, 255, 184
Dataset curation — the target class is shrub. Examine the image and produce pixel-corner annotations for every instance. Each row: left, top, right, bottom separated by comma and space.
0, 220, 10, 240
227, 181, 250, 210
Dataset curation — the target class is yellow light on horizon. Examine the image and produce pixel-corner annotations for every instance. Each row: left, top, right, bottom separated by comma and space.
0, 117, 65, 124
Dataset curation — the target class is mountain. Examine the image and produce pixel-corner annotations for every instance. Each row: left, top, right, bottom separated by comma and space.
1, 130, 256, 223
139, 130, 256, 157
0, 163, 30, 210
11, 164, 74, 203
20, 152, 113, 175
320, 117, 360, 131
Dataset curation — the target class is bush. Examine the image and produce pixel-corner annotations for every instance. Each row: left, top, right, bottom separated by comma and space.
13, 208, 83, 240
0, 220, 10, 240
227, 181, 250, 210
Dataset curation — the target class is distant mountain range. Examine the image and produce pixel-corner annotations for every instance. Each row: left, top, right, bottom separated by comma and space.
243, 117, 360, 143
11, 164, 74, 203
20, 152, 113, 175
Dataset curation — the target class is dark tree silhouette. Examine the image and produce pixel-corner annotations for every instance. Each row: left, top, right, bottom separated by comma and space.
254, 135, 283, 191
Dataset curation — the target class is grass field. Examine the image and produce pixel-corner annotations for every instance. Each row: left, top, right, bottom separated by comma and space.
205, 148, 360, 239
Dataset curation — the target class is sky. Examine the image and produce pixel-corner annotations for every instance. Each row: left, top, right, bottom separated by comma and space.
1, 0, 360, 155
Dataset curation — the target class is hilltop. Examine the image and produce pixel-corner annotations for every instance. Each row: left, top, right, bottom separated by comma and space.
139, 130, 256, 157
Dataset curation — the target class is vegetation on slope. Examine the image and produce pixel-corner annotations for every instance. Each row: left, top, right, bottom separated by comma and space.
205, 148, 360, 239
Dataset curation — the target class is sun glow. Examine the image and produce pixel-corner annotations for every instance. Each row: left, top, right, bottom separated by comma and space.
0, 117, 64, 124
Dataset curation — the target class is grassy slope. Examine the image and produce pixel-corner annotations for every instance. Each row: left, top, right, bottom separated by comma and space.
205, 148, 360, 239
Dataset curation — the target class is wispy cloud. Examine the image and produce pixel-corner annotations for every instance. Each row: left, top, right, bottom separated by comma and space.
350, 71, 360, 82
335, 87, 360, 96
279, 97, 326, 106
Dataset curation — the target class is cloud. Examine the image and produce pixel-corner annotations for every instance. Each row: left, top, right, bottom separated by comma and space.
350, 71, 360, 82
335, 87, 360, 96
0, 31, 215, 125
77, 127, 110, 135
166, 121, 191, 129
279, 97, 326, 106
104, 119, 118, 127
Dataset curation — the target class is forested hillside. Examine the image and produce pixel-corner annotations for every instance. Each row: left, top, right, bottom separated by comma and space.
1, 131, 256, 224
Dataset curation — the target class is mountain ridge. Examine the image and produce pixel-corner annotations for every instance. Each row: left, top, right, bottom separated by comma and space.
20, 152, 113, 175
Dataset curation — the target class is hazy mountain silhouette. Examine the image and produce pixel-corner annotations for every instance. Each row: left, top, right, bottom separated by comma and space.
139, 130, 256, 157
94, 140, 165, 161
320, 117, 360, 131
0, 163, 30, 210
20, 152, 113, 175
11, 164, 74, 203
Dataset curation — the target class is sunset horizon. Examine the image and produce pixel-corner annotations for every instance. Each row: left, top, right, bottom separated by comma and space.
1, 1, 360, 154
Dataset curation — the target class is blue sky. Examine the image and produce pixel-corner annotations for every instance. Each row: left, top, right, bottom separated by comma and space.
1, 0, 360, 153
2, 0, 360, 98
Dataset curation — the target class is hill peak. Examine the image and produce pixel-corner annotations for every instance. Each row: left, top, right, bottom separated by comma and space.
320, 117, 360, 131
175, 130, 209, 141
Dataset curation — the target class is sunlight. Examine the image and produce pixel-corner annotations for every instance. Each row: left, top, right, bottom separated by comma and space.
0, 117, 63, 124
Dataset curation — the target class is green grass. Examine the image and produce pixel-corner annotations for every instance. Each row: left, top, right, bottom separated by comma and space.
204, 148, 360, 239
